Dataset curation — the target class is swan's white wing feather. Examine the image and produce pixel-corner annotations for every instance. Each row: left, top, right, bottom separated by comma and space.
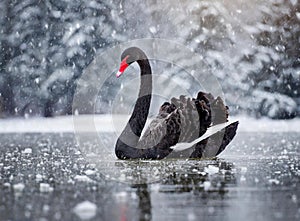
170, 120, 238, 152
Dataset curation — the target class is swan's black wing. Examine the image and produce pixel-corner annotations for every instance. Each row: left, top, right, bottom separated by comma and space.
138, 91, 238, 159
137, 95, 210, 158
190, 92, 238, 158
136, 109, 180, 150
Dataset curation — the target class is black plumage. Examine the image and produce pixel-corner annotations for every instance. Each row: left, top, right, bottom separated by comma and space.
115, 47, 238, 160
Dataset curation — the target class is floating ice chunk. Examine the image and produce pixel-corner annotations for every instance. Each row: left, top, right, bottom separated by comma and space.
13, 183, 25, 192
240, 175, 246, 182
204, 165, 219, 174
282, 149, 288, 155
3, 166, 10, 171
119, 173, 126, 181
74, 175, 93, 183
4, 183, 11, 188
73, 201, 97, 220
240, 167, 247, 174
43, 204, 50, 213
36, 174, 43, 182
84, 169, 96, 176
188, 212, 197, 220
22, 148, 32, 154
74, 150, 81, 155
268, 179, 280, 185
40, 183, 53, 193
199, 172, 207, 176
203, 181, 211, 191
291, 194, 297, 203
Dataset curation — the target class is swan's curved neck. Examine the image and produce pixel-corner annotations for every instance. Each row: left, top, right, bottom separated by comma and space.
129, 59, 152, 136
115, 53, 174, 160
116, 58, 152, 151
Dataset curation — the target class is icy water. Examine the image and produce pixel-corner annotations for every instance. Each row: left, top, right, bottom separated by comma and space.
0, 132, 299, 221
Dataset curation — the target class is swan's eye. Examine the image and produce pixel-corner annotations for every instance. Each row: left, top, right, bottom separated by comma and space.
116, 55, 130, 78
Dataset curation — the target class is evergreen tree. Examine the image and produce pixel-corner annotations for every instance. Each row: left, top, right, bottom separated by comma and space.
1, 0, 124, 117
5, 0, 48, 116
0, 1, 15, 116
0, 0, 299, 118
240, 0, 299, 118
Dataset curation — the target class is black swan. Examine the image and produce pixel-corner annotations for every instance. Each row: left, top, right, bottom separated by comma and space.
115, 47, 238, 160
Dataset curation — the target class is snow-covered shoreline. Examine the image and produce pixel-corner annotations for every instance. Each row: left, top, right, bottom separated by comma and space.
0, 114, 299, 133
230, 115, 300, 132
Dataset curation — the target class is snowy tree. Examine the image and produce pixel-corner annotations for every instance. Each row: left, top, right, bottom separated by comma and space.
4, 0, 49, 116
169, 0, 299, 118
95, 0, 181, 114
0, 0, 299, 118
238, 0, 299, 118
51, 0, 123, 115
155, 0, 257, 115
259, 0, 300, 101
0, 1, 15, 116
38, 0, 124, 116
1, 0, 124, 117
95, 0, 300, 118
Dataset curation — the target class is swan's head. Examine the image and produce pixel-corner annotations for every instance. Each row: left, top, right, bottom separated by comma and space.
116, 47, 147, 78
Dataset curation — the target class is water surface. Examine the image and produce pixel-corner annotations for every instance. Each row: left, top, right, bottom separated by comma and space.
0, 132, 299, 221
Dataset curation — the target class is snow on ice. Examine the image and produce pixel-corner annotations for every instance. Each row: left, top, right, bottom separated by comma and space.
73, 201, 97, 220
39, 183, 53, 193
0, 115, 299, 133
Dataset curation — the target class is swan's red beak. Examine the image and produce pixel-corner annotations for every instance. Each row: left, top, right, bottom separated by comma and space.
116, 55, 129, 78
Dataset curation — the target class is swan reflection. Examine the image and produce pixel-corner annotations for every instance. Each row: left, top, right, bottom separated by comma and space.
117, 159, 236, 221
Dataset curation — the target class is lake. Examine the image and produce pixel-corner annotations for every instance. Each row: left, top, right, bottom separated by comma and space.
0, 132, 299, 221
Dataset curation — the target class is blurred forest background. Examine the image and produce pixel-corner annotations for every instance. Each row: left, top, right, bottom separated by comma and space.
0, 0, 299, 119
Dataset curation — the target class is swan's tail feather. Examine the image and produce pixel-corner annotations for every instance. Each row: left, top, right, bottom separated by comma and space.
200, 121, 239, 158
192, 91, 237, 158
216, 121, 239, 155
